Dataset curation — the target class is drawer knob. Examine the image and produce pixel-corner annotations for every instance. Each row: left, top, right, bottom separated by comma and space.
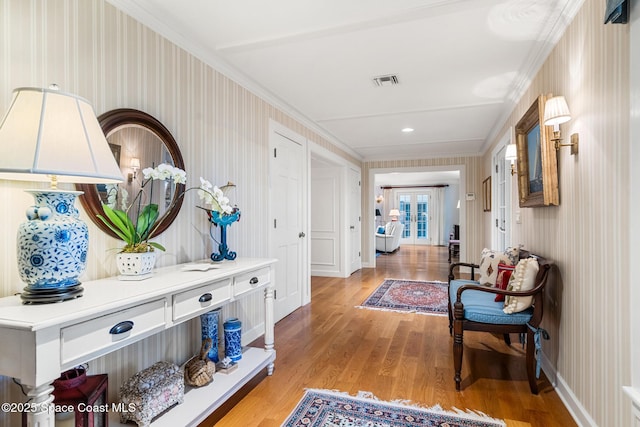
249, 277, 259, 285
199, 293, 213, 303
109, 321, 134, 335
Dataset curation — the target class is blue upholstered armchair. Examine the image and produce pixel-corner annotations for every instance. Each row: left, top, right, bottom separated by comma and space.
447, 250, 552, 394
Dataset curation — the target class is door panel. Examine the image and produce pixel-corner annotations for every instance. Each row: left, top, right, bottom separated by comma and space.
492, 144, 512, 251
271, 131, 304, 322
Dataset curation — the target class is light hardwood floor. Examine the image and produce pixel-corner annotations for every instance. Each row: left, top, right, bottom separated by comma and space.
207, 245, 576, 427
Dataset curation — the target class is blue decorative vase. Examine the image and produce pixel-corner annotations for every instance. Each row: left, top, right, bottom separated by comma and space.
208, 210, 241, 262
18, 190, 87, 303
200, 309, 221, 362
224, 318, 242, 362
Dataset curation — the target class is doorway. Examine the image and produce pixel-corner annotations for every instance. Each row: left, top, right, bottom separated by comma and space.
491, 129, 513, 251
309, 143, 362, 278
369, 165, 465, 268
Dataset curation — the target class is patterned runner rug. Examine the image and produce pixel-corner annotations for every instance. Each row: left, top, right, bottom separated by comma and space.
281, 389, 506, 427
357, 279, 449, 316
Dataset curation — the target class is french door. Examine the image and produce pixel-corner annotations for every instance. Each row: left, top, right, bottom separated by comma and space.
397, 191, 432, 245
492, 141, 512, 251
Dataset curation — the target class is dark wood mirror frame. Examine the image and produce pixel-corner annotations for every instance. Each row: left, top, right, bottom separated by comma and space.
77, 108, 186, 239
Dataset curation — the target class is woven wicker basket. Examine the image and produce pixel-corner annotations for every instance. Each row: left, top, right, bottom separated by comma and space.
184, 338, 216, 387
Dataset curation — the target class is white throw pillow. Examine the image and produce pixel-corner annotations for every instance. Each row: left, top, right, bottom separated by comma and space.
478, 247, 519, 286
503, 257, 540, 314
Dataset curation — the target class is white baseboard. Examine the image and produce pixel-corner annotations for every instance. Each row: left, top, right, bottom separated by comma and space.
311, 269, 347, 278
541, 353, 597, 427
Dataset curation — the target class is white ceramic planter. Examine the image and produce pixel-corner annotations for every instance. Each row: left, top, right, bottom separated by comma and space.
116, 251, 156, 277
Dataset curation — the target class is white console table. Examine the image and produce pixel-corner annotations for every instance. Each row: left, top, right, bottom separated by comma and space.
0, 257, 277, 427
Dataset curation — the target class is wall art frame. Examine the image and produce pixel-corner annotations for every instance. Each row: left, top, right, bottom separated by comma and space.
515, 94, 559, 207
482, 176, 491, 212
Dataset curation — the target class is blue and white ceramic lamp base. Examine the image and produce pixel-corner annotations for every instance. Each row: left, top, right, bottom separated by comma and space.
18, 190, 87, 304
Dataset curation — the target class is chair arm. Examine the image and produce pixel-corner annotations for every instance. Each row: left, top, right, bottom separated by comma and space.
453, 268, 550, 322
448, 262, 479, 282
376, 233, 395, 239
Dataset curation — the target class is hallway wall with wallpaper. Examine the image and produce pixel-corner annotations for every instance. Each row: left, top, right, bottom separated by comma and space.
483, 0, 630, 425
0, 0, 357, 422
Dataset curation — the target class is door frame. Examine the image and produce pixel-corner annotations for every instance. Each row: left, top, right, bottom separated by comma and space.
268, 120, 310, 307
368, 165, 466, 268
309, 140, 361, 278
491, 128, 514, 250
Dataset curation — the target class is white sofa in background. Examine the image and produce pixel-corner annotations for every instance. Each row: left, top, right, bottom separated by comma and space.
375, 222, 404, 253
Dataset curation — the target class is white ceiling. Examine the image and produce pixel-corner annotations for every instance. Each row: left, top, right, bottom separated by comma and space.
107, 0, 582, 161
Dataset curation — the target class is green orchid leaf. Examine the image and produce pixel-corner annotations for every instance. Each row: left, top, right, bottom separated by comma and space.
148, 241, 166, 252
136, 204, 159, 240
96, 214, 130, 243
99, 204, 136, 244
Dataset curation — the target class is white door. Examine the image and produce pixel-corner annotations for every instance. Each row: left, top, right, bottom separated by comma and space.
270, 129, 306, 322
398, 191, 432, 245
349, 168, 361, 274
310, 166, 341, 277
492, 141, 512, 251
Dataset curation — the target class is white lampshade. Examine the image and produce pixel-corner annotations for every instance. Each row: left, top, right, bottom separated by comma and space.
130, 157, 141, 169
505, 143, 517, 161
0, 86, 124, 185
389, 209, 400, 217
543, 96, 571, 126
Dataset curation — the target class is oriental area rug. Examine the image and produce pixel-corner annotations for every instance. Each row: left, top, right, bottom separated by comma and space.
281, 389, 506, 427
357, 279, 449, 316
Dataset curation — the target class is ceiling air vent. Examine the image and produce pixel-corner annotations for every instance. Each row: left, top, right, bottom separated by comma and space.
372, 74, 399, 87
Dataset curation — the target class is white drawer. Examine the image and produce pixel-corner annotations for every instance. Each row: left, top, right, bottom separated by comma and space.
61, 299, 166, 368
172, 278, 232, 323
234, 268, 270, 297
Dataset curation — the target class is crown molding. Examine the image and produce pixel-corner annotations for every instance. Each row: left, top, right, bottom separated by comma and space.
105, 0, 364, 162
480, 0, 586, 156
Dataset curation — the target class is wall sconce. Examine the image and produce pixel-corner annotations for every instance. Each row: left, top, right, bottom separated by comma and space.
375, 194, 384, 204
505, 143, 517, 176
128, 157, 140, 183
544, 95, 579, 155
389, 208, 400, 221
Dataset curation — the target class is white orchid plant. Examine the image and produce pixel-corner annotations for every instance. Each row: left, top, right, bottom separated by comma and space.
98, 163, 238, 253
98, 163, 186, 253
197, 178, 235, 215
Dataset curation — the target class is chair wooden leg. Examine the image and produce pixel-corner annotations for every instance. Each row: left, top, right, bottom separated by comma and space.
453, 321, 463, 390
503, 333, 511, 346
525, 330, 539, 394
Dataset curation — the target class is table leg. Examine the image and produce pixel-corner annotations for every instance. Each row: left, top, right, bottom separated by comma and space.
24, 384, 55, 427
264, 285, 275, 375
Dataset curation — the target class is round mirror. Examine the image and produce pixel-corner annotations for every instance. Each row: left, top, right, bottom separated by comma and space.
77, 108, 186, 239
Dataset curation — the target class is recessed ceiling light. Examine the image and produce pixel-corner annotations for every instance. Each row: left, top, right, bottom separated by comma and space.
401, 128, 414, 133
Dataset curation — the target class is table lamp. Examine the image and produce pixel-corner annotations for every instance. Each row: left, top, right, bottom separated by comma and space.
0, 86, 123, 303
